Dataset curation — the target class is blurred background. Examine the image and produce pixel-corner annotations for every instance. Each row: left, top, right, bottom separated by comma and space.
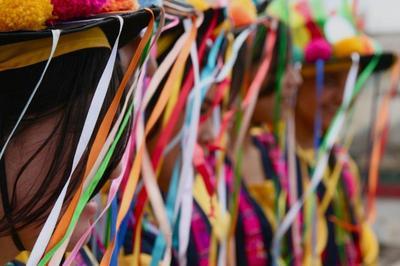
347, 0, 400, 264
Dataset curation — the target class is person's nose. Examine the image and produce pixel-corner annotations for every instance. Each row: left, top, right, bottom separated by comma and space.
109, 162, 123, 180
283, 65, 302, 106
198, 117, 215, 146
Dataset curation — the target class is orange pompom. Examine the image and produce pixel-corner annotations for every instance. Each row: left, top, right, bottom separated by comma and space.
0, 0, 53, 32
101, 0, 138, 12
333, 36, 366, 58
228, 0, 257, 28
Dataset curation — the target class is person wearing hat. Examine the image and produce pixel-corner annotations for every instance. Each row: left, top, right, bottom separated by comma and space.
229, 17, 302, 265
165, 1, 282, 265
236, 0, 395, 265
0, 0, 159, 264
105, 3, 226, 265
113, 1, 278, 265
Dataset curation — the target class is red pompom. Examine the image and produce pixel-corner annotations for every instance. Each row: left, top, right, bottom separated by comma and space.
52, 0, 107, 20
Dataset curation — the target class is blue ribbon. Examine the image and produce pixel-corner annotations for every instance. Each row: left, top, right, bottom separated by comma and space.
150, 159, 181, 265
314, 59, 325, 152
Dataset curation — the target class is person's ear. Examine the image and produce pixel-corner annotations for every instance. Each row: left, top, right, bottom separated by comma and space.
282, 65, 302, 109
118, 37, 141, 72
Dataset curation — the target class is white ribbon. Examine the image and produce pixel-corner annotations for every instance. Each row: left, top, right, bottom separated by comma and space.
28, 17, 124, 266
173, 24, 253, 265
51, 56, 144, 266
176, 19, 201, 266
271, 53, 361, 262
141, 31, 189, 110
0, 30, 60, 160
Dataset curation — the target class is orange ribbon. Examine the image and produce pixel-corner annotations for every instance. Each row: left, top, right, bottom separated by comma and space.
44, 8, 155, 256
367, 56, 400, 223
99, 16, 198, 266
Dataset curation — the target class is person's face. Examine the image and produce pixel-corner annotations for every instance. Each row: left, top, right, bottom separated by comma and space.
3, 112, 66, 249
2, 110, 122, 251
253, 64, 302, 125
67, 164, 122, 250
198, 86, 218, 150
148, 86, 218, 192
296, 66, 349, 131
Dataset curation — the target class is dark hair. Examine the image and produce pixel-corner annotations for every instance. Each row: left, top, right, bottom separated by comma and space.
231, 22, 290, 100
0, 47, 127, 235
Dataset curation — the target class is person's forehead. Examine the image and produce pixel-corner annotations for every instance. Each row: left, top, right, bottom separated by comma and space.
301, 61, 352, 78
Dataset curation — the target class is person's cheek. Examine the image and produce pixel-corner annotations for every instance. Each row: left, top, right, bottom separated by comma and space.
19, 226, 44, 251
198, 118, 214, 148
297, 82, 317, 126
305, 99, 316, 125
109, 162, 123, 180
159, 144, 180, 192
320, 89, 339, 130
67, 200, 98, 250
157, 114, 185, 192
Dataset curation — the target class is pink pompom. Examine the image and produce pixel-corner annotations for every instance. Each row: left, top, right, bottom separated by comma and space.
52, 0, 107, 20
304, 38, 332, 63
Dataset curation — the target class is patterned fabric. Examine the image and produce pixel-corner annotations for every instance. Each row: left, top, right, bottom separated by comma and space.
251, 126, 378, 265
190, 156, 271, 266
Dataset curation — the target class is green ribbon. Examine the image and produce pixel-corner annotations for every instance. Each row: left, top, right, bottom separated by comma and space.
39, 102, 134, 265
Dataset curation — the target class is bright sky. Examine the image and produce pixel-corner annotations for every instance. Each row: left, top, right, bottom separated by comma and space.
362, 0, 400, 34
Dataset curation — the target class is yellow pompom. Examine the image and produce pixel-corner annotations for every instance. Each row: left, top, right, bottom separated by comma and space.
0, 0, 53, 32
228, 0, 257, 28
333, 36, 366, 58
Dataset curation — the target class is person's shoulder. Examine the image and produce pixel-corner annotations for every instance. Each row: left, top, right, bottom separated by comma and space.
8, 251, 30, 266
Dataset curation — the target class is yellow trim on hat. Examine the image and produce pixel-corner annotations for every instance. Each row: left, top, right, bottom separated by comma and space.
0, 27, 111, 72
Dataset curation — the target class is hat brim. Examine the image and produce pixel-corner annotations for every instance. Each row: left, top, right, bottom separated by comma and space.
302, 52, 396, 76
360, 52, 395, 73
0, 7, 161, 47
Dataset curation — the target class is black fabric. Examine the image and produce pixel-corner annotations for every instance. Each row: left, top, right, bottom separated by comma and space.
324, 204, 340, 266
0, 7, 161, 47
360, 53, 395, 73
252, 136, 282, 191
303, 53, 395, 74
141, 226, 157, 255
235, 210, 248, 266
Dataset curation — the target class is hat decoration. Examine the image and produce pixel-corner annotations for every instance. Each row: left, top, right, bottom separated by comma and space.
0, 0, 53, 31
228, 0, 257, 27
52, 0, 107, 20
174, 0, 258, 28
101, 0, 139, 12
0, 0, 138, 32
294, 1, 332, 63
267, 0, 380, 64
